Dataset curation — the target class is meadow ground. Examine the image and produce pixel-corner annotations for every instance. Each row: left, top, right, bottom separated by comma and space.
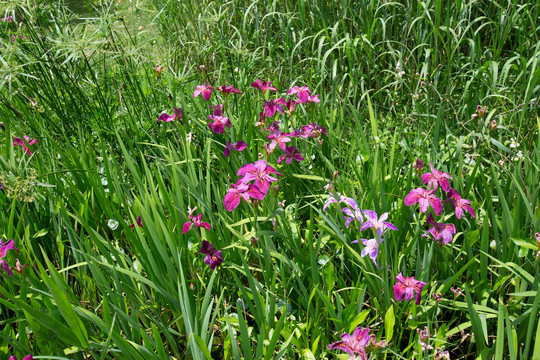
0, 0, 539, 359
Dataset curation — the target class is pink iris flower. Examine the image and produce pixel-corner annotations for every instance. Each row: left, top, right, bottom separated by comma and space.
264, 98, 286, 117
217, 84, 243, 95
157, 108, 182, 123
208, 115, 232, 134
297, 123, 327, 138
323, 192, 353, 212
287, 86, 311, 103
328, 326, 371, 360
360, 210, 398, 239
224, 140, 247, 157
129, 215, 143, 228
307, 94, 321, 103
223, 181, 265, 211
341, 205, 364, 228
393, 273, 427, 305
193, 82, 214, 100
200, 240, 223, 270
446, 188, 475, 219
182, 213, 211, 234
250, 79, 278, 93
267, 131, 291, 152
404, 188, 443, 216
421, 164, 452, 191
13, 136, 38, 156
278, 146, 304, 164
423, 213, 456, 245
237, 159, 283, 195
265, 121, 281, 134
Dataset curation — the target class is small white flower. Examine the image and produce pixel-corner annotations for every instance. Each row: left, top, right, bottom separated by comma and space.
186, 132, 193, 144
512, 150, 523, 162
509, 137, 520, 148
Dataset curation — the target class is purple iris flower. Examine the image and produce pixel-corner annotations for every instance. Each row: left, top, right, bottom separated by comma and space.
193, 82, 214, 100
360, 210, 398, 239
287, 86, 311, 103
446, 188, 475, 219
182, 213, 211, 234
250, 79, 278, 93
422, 213, 456, 245
129, 215, 143, 228
207, 115, 232, 134
224, 141, 247, 157
237, 160, 282, 196
278, 146, 304, 164
264, 98, 286, 118
200, 240, 223, 270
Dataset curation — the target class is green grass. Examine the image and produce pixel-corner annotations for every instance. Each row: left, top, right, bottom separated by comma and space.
0, 0, 539, 359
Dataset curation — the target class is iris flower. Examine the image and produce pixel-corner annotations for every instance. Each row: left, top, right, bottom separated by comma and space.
129, 215, 143, 228
447, 188, 475, 219
237, 160, 282, 196
393, 273, 427, 305
207, 115, 232, 134
223, 181, 264, 211
423, 213, 456, 245
404, 188, 443, 216
250, 79, 278, 93
13, 136, 38, 156
224, 141, 247, 157
352, 238, 380, 266
182, 213, 211, 234
421, 164, 452, 191
200, 240, 223, 270
287, 86, 311, 103
193, 82, 214, 100
264, 98, 286, 117
157, 107, 182, 123
9, 355, 34, 360
0, 239, 18, 258
210, 104, 223, 116
267, 131, 291, 152
328, 326, 371, 360
217, 84, 243, 95
360, 210, 398, 239
307, 94, 321, 103
278, 146, 304, 164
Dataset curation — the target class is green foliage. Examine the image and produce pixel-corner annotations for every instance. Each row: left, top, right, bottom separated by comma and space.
0, 0, 538, 359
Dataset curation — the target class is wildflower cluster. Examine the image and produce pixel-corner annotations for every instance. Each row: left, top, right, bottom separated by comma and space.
404, 163, 475, 246
0, 168, 38, 202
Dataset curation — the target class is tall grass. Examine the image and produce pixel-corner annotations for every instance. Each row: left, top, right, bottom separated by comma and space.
0, 0, 538, 359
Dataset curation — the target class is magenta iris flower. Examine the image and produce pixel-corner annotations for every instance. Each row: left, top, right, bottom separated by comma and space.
393, 273, 427, 305
299, 123, 327, 138
237, 159, 282, 195
265, 121, 281, 134
307, 94, 321, 103
423, 213, 456, 245
13, 136, 38, 156
360, 210, 398, 239
129, 215, 143, 228
9, 355, 34, 360
217, 84, 243, 95
158, 107, 182, 123
210, 104, 224, 116
284, 99, 296, 116
208, 115, 232, 134
287, 86, 311, 103
223, 181, 265, 211
267, 131, 291, 152
200, 240, 223, 270
264, 98, 286, 117
224, 140, 247, 157
447, 188, 475, 219
278, 146, 304, 164
193, 82, 214, 100
404, 188, 443, 216
421, 164, 452, 191
250, 79, 278, 93
328, 326, 371, 360
182, 213, 211, 234
0, 239, 18, 258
